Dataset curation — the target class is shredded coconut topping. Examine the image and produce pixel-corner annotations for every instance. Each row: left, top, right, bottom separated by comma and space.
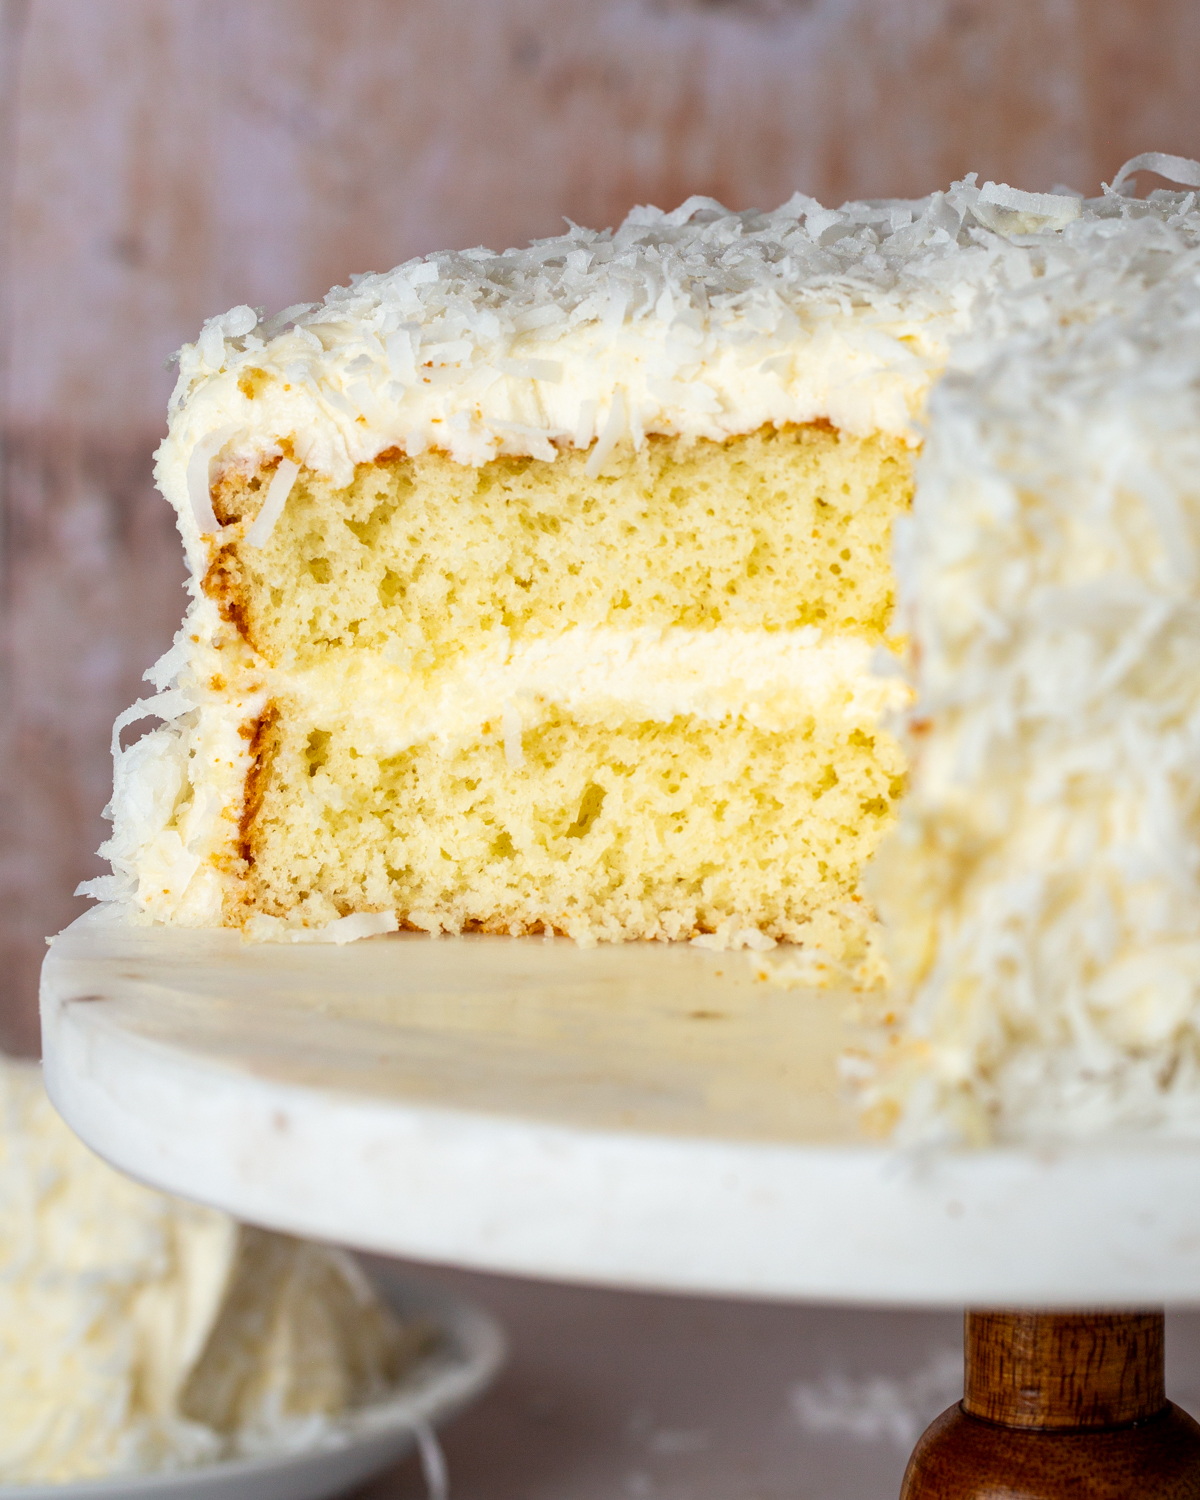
244, 457, 299, 548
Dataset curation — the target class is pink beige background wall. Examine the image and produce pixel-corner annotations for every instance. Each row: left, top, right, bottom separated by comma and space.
2, 0, 1197, 1053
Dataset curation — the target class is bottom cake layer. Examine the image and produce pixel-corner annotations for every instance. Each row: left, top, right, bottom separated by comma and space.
237, 704, 905, 953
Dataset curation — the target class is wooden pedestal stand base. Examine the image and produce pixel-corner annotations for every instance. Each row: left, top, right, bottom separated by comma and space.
901, 1311, 1200, 1498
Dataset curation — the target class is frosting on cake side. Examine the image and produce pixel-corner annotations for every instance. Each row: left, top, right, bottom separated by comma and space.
868, 155, 1200, 1141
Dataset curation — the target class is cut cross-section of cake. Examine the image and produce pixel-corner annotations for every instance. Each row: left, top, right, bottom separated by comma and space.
206, 422, 912, 954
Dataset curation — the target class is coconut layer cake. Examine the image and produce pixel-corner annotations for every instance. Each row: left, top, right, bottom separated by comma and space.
85, 151, 1200, 1139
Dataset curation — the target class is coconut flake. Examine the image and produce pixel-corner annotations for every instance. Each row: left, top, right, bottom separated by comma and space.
220, 304, 259, 339
245, 911, 399, 944
584, 388, 626, 478
185, 426, 243, 534
502, 701, 524, 769
1109, 152, 1200, 198
143, 631, 192, 692
972, 182, 1082, 235
244, 459, 299, 548
196, 306, 258, 369
110, 690, 191, 760
691, 917, 777, 952
305, 911, 398, 943
573, 398, 597, 450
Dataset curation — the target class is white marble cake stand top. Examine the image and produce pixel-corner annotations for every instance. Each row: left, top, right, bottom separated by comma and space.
39, 915, 1200, 1308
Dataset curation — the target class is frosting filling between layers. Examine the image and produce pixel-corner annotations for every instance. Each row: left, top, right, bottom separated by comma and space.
274, 626, 912, 760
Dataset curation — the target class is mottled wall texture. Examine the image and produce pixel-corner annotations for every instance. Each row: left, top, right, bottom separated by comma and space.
2, 0, 1198, 1052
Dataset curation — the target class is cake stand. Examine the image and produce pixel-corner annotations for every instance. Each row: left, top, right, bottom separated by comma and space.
40, 916, 1200, 1497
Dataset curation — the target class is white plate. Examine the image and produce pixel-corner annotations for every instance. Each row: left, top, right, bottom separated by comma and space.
0, 1267, 505, 1499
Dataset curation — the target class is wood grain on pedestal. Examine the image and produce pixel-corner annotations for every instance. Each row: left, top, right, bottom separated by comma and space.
902, 1403, 1200, 1500
964, 1310, 1166, 1429
901, 1312, 1200, 1500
